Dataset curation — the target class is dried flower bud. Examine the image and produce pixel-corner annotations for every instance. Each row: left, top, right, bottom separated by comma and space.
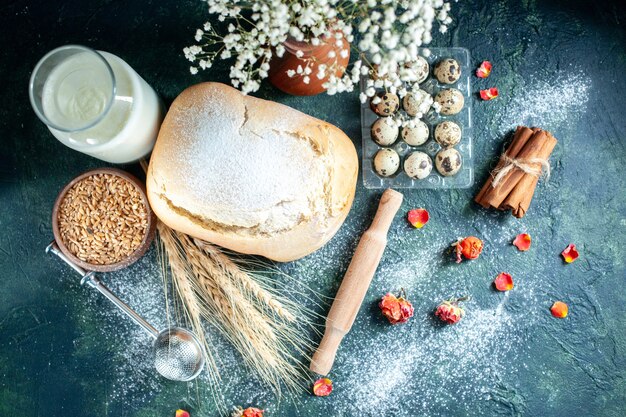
453, 236, 484, 263
379, 290, 414, 324
176, 410, 190, 417
232, 407, 264, 417
479, 88, 499, 100
476, 61, 492, 78
407, 208, 429, 228
435, 297, 468, 324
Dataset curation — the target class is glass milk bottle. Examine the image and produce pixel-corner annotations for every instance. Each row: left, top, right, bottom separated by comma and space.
29, 45, 164, 163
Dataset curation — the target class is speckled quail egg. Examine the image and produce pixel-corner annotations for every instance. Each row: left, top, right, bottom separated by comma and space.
401, 120, 430, 146
434, 88, 465, 115
434, 121, 462, 148
402, 89, 433, 117
404, 56, 430, 84
371, 117, 399, 146
434, 58, 461, 84
370, 91, 400, 116
435, 148, 463, 177
373, 148, 400, 177
404, 151, 433, 180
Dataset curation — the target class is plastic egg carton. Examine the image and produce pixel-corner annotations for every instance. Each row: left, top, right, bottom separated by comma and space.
360, 47, 473, 189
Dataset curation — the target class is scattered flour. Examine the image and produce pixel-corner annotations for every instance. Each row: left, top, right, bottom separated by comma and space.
493, 70, 590, 134
71, 208, 547, 416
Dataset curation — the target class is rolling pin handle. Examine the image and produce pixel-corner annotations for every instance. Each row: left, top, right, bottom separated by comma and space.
370, 189, 404, 232
309, 326, 345, 376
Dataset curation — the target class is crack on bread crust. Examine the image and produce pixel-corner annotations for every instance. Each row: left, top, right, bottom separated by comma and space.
240, 101, 250, 132
267, 125, 337, 222
271, 128, 324, 156
158, 193, 315, 238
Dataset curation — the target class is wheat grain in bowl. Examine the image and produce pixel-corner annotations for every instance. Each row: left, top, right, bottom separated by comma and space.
57, 173, 149, 266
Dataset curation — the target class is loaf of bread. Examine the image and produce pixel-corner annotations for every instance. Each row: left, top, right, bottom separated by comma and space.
147, 82, 358, 262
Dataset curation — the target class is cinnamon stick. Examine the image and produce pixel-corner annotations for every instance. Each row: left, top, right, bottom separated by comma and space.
474, 126, 535, 208
503, 131, 558, 217
482, 129, 549, 209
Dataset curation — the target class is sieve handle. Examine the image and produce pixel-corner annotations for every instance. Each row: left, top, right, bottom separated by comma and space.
46, 241, 160, 339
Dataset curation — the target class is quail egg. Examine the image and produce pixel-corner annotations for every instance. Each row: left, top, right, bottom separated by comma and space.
434, 88, 464, 116
434, 121, 462, 148
370, 91, 400, 116
373, 148, 400, 177
402, 89, 433, 117
404, 151, 433, 180
401, 120, 430, 146
435, 148, 463, 177
434, 58, 461, 84
371, 117, 399, 146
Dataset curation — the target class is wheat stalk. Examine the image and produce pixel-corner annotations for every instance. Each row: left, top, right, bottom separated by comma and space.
156, 222, 312, 397
156, 221, 226, 412
193, 238, 296, 322
184, 235, 305, 393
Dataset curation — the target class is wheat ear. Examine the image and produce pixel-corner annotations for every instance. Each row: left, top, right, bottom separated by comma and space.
193, 238, 296, 322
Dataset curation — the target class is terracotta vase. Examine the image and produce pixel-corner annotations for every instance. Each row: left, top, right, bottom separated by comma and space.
268, 35, 350, 96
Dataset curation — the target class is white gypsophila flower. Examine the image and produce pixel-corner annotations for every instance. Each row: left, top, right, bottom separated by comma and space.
189, 66, 198, 75
296, 50, 304, 58
275, 44, 285, 58
186, 0, 453, 95
286, 69, 296, 78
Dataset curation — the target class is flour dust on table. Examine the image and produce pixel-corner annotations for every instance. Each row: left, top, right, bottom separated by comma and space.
74, 255, 166, 404
492, 70, 590, 133
331, 257, 543, 415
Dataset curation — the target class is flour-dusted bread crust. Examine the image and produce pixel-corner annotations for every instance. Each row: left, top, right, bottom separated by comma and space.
147, 82, 358, 262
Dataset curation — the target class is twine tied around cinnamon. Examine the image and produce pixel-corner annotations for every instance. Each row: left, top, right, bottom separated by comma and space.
490, 155, 551, 188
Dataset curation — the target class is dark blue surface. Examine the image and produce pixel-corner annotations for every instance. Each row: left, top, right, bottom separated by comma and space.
1, 1, 625, 416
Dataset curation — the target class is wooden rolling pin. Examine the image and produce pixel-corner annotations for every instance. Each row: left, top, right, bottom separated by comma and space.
310, 188, 403, 375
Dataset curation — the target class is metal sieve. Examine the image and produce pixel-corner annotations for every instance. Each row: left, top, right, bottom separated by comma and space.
46, 241, 205, 382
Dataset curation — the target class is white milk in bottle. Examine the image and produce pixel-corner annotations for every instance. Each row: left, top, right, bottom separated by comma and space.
31, 46, 163, 163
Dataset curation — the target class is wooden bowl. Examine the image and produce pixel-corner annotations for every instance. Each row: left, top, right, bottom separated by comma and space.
51, 168, 156, 272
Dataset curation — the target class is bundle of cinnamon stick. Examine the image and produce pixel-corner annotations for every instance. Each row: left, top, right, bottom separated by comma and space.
474, 126, 558, 218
